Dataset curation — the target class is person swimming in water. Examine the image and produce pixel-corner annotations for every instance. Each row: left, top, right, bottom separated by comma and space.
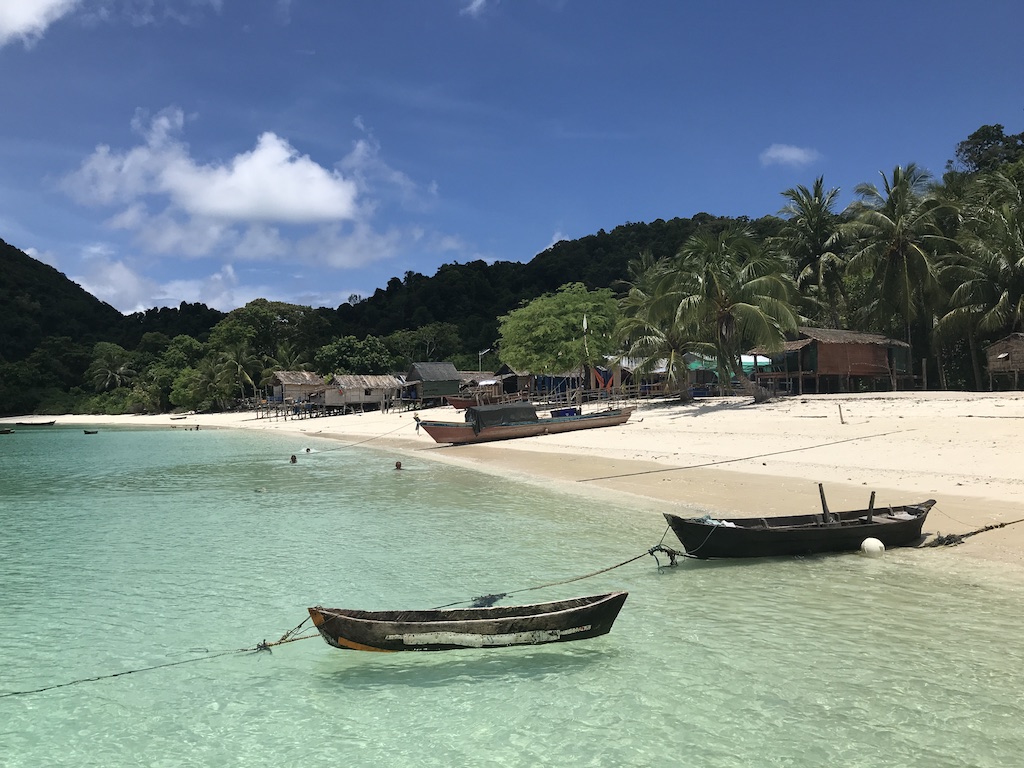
290, 455, 297, 464
395, 461, 403, 470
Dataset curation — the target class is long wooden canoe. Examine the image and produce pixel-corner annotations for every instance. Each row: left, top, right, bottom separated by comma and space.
664, 499, 936, 559
308, 591, 628, 652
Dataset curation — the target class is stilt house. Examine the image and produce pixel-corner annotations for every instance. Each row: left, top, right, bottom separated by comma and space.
986, 333, 1024, 389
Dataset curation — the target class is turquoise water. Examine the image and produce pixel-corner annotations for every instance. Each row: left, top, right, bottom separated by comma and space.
1, 425, 1023, 767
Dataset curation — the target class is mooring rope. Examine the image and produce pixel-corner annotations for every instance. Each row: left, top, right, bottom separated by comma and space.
925, 517, 1024, 547
577, 429, 913, 482
433, 541, 684, 609
0, 625, 328, 699
301, 419, 416, 455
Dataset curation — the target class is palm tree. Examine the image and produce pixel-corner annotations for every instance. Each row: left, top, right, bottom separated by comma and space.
87, 343, 137, 393
772, 177, 847, 328
218, 343, 261, 405
675, 225, 799, 402
260, 341, 311, 391
936, 170, 1024, 384
616, 251, 701, 398
844, 164, 951, 352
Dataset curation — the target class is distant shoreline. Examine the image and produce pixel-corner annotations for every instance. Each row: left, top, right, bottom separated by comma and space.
7, 390, 1024, 570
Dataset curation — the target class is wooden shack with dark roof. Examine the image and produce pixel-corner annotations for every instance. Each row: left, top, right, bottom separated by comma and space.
403, 361, 461, 404
752, 327, 912, 395
985, 333, 1024, 389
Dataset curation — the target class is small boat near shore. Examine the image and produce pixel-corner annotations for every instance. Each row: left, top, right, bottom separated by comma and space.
664, 490, 936, 559
83, 429, 99, 435
417, 402, 633, 445
308, 591, 628, 652
0, 428, 13, 434
15, 420, 56, 426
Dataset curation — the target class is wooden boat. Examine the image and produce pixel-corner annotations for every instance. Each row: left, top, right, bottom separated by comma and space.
0, 428, 13, 434
169, 415, 188, 420
308, 591, 628, 652
15, 420, 55, 426
445, 393, 496, 409
664, 495, 936, 559
83, 429, 99, 435
417, 402, 633, 445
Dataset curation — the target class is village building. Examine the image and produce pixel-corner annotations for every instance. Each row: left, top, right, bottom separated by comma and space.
751, 327, 912, 395
402, 362, 461, 405
265, 370, 326, 404
985, 333, 1024, 390
325, 374, 404, 412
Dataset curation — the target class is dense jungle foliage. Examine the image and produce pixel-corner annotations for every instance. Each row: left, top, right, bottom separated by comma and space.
1, 123, 1023, 416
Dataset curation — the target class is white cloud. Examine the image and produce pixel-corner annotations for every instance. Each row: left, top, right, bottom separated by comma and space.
73, 253, 268, 313
759, 143, 822, 168
460, 0, 491, 18
0, 0, 79, 47
64, 108, 359, 223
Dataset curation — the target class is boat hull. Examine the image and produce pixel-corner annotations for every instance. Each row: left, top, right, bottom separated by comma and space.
308, 591, 628, 652
664, 501, 935, 559
419, 408, 633, 445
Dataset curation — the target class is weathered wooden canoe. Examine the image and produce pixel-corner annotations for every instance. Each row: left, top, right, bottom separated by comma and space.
15, 420, 56, 426
418, 402, 633, 445
664, 499, 936, 559
308, 591, 628, 652
83, 429, 99, 435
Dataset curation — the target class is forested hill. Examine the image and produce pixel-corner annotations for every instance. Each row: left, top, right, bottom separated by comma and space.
335, 213, 783, 351
0, 237, 126, 363
1, 213, 781, 365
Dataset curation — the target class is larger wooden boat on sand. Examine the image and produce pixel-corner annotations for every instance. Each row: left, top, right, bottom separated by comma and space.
664, 496, 936, 559
308, 591, 628, 652
417, 402, 633, 445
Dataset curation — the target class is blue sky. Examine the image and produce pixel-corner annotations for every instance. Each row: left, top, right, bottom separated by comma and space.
1, 0, 1022, 314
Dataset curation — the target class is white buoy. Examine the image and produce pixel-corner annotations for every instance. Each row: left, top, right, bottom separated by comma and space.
860, 537, 885, 557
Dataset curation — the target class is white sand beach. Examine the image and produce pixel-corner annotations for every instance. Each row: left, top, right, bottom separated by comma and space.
11, 391, 1024, 568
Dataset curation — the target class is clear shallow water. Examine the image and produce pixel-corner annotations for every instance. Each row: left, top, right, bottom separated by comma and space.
1, 425, 1023, 767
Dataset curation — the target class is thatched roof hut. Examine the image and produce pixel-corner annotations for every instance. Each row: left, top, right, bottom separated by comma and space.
752, 327, 911, 394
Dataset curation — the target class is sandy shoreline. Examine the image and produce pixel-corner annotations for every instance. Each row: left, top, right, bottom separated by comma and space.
7, 391, 1024, 569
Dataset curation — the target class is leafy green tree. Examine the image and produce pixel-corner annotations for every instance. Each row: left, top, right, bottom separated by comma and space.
314, 336, 395, 375
384, 323, 462, 367
86, 342, 137, 393
498, 283, 618, 373
949, 124, 1024, 174
675, 225, 798, 401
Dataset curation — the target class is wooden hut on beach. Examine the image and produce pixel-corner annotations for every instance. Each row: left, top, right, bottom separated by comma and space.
985, 333, 1024, 390
402, 362, 461, 405
266, 371, 326, 403
751, 327, 912, 394
325, 374, 404, 412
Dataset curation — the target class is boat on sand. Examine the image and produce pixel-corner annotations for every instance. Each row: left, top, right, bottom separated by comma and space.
417, 402, 633, 445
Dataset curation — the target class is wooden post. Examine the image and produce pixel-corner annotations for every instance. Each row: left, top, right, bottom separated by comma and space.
838, 403, 845, 424
866, 491, 875, 522
818, 483, 832, 524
